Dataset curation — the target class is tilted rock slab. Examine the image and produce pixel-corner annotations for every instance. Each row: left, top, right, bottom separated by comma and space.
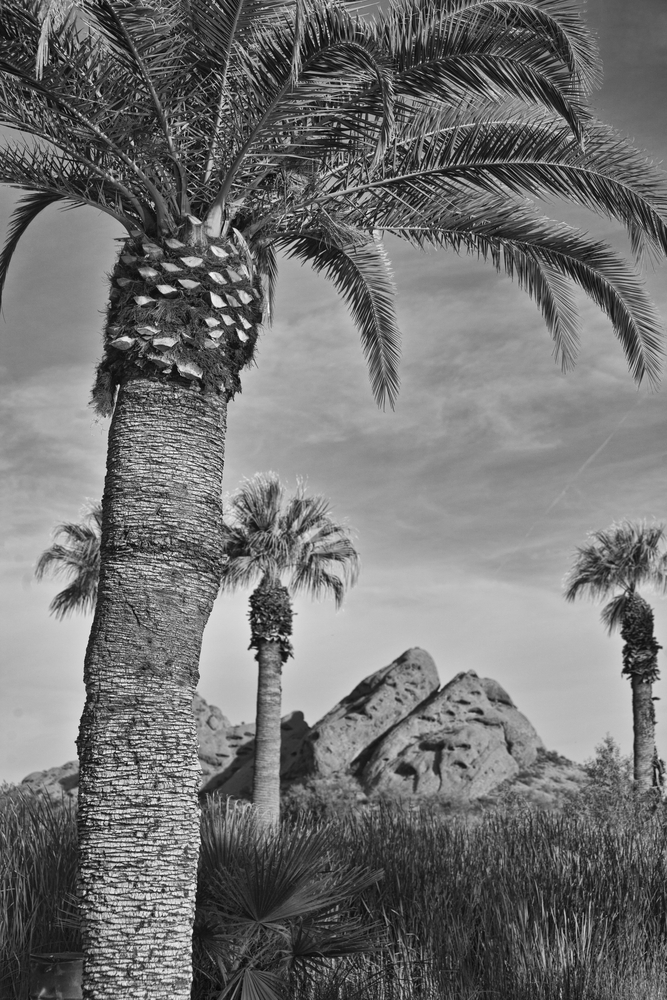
303, 647, 440, 778
361, 670, 544, 800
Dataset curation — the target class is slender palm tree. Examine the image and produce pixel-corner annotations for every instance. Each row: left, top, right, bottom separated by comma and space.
35, 503, 102, 617
35, 482, 356, 826
220, 473, 359, 824
564, 521, 667, 796
3, 2, 667, 995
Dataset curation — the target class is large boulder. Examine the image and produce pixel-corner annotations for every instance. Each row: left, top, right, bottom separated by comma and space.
304, 648, 440, 778
360, 670, 544, 800
21, 760, 80, 802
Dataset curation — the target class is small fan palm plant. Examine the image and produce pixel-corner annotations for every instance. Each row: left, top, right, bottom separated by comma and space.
564, 521, 667, 795
4, 0, 667, 993
35, 504, 102, 618
220, 473, 359, 825
194, 802, 381, 1000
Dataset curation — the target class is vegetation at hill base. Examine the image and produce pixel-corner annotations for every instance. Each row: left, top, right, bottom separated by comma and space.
2, 737, 667, 1000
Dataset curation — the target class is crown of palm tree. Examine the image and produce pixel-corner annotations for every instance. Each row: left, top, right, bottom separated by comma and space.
220, 472, 359, 607
34, 502, 102, 618
2, 0, 667, 408
564, 520, 667, 633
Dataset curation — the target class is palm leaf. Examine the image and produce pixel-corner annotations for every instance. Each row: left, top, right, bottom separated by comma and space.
565, 521, 667, 627
0, 190, 61, 308
239, 969, 284, 1000
381, 0, 602, 93
398, 206, 665, 384
206, 7, 394, 219
276, 231, 400, 408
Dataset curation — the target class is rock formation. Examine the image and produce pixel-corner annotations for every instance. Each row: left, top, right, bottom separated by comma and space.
303, 648, 440, 777
359, 670, 544, 800
19, 648, 581, 807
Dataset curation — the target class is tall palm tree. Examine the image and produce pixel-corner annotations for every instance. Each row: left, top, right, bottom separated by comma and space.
35, 503, 102, 617
564, 521, 667, 796
3, 1, 667, 995
35, 482, 356, 826
220, 473, 359, 824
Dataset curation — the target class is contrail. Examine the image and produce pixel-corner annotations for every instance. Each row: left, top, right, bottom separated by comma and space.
530, 399, 642, 531
494, 396, 643, 574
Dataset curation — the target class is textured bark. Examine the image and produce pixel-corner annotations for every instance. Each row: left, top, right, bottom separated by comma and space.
77, 377, 227, 999
252, 638, 284, 826
621, 592, 661, 796
631, 674, 656, 795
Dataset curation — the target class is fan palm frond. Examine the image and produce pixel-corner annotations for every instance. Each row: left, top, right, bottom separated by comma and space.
564, 520, 667, 631
35, 503, 102, 619
219, 473, 359, 608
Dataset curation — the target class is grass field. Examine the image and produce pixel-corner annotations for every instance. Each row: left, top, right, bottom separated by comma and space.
2, 755, 666, 1000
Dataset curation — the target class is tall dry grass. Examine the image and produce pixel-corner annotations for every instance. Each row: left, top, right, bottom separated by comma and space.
0, 788, 79, 999
2, 780, 667, 1000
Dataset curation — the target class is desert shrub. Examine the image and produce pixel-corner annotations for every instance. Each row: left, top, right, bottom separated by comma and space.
576, 735, 637, 820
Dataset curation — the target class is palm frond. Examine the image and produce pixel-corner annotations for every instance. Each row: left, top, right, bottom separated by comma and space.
393, 205, 664, 384
0, 189, 61, 308
35, 0, 76, 78
219, 473, 359, 610
188, 0, 293, 77
380, 0, 602, 95
276, 230, 400, 408
600, 592, 632, 636
0, 141, 149, 233
35, 504, 102, 618
206, 7, 394, 222
564, 521, 667, 618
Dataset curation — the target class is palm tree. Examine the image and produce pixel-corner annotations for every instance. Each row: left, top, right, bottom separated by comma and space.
3, 1, 667, 994
35, 503, 102, 617
35, 481, 356, 826
220, 473, 359, 824
564, 521, 667, 796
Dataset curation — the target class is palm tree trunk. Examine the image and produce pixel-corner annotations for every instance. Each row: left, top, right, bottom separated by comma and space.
252, 638, 283, 826
631, 674, 656, 795
622, 592, 661, 797
77, 377, 227, 999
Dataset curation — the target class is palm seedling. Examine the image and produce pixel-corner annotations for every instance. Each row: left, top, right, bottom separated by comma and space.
194, 802, 381, 1000
3, 0, 667, 994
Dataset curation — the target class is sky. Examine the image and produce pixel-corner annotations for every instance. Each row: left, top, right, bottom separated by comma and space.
2, 0, 667, 784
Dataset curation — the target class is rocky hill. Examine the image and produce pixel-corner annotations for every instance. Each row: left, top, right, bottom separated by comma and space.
19, 648, 587, 807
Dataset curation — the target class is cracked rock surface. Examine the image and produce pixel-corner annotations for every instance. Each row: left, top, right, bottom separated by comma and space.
360, 670, 544, 799
303, 647, 440, 778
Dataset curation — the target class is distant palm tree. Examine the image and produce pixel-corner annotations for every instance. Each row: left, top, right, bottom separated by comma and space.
564, 521, 667, 795
35, 504, 102, 618
220, 473, 359, 824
